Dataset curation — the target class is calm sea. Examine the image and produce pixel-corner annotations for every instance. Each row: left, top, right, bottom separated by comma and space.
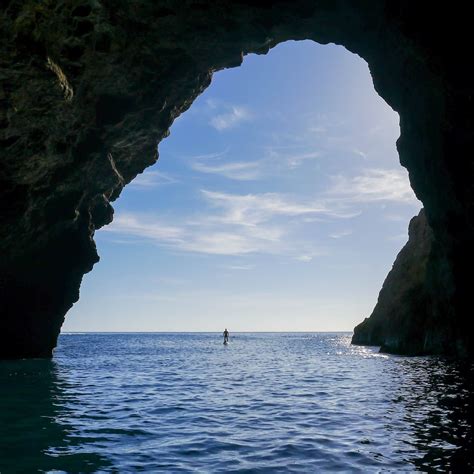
1, 332, 473, 472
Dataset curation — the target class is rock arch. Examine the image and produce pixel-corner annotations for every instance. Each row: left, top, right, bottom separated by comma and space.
0, 1, 471, 358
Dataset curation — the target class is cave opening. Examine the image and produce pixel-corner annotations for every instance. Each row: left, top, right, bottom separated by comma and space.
63, 40, 421, 335
4, 1, 470, 359
2, 6, 474, 469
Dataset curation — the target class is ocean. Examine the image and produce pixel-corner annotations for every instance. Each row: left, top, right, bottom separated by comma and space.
1, 332, 473, 472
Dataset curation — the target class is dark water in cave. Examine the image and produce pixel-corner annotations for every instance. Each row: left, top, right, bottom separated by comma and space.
1, 333, 473, 472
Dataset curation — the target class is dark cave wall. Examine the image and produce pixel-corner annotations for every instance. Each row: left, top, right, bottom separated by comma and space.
0, 1, 472, 358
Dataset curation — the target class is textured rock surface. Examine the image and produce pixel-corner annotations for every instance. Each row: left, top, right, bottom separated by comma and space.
352, 210, 440, 355
0, 1, 473, 358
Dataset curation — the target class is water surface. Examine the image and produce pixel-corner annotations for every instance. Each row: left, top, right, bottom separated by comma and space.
1, 333, 473, 472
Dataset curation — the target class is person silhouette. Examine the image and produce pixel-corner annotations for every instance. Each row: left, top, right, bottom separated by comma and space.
223, 328, 229, 344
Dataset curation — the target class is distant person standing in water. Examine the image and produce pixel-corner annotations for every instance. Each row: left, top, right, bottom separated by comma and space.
223, 328, 229, 344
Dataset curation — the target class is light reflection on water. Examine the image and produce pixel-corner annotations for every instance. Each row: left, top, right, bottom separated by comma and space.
1, 333, 473, 472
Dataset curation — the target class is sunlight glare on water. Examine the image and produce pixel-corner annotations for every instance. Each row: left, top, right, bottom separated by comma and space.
1, 333, 473, 472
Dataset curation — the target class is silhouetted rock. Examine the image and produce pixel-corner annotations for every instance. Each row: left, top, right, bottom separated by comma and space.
0, 1, 472, 357
353, 210, 439, 355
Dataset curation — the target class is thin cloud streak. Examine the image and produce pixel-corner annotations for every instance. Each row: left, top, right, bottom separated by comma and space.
329, 229, 353, 239
188, 146, 322, 181
109, 214, 184, 242
201, 189, 332, 226
129, 171, 178, 189
286, 151, 321, 169
191, 160, 261, 181
223, 264, 255, 271
185, 149, 230, 161
266, 148, 322, 170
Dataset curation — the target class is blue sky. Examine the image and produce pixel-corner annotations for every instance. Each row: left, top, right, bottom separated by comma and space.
63, 40, 421, 332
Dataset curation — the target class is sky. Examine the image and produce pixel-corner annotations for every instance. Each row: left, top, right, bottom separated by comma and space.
63, 40, 421, 333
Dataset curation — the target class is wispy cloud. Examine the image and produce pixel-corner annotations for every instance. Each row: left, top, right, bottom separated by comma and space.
102, 189, 333, 258
265, 148, 321, 170
103, 168, 418, 258
210, 105, 252, 131
327, 168, 418, 204
329, 229, 353, 239
188, 149, 230, 160
104, 214, 276, 257
130, 171, 178, 189
352, 149, 368, 160
200, 190, 331, 227
109, 214, 184, 242
223, 264, 255, 271
188, 146, 322, 181
191, 160, 261, 180
286, 151, 321, 169
180, 232, 261, 255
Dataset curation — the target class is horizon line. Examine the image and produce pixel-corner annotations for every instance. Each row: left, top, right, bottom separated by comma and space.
61, 330, 353, 334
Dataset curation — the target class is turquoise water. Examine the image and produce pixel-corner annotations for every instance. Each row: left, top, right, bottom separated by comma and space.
1, 333, 473, 472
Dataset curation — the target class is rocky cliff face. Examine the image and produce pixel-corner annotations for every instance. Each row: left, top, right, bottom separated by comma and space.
353, 210, 440, 355
353, 208, 466, 356
1, 1, 473, 358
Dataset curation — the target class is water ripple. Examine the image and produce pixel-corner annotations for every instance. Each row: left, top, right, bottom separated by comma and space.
1, 333, 473, 472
